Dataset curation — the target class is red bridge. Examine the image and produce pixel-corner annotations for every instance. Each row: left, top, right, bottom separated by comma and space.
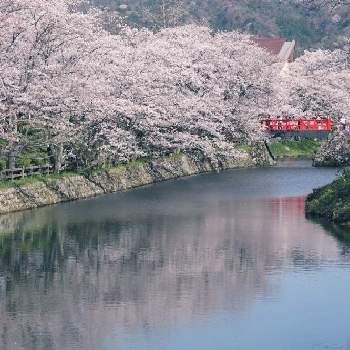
261, 117, 332, 132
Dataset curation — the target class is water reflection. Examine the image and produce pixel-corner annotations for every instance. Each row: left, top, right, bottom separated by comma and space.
0, 163, 348, 350
311, 219, 350, 257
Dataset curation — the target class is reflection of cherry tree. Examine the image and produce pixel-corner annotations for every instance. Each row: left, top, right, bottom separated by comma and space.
295, 0, 350, 9
0, 194, 343, 350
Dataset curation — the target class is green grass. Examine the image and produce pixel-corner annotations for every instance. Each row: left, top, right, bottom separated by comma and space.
0, 172, 76, 190
0, 146, 243, 191
119, 158, 149, 172
269, 139, 321, 160
233, 144, 252, 153
164, 150, 184, 161
92, 157, 151, 175
102, 151, 184, 174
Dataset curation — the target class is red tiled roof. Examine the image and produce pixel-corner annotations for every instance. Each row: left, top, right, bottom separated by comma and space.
252, 37, 286, 56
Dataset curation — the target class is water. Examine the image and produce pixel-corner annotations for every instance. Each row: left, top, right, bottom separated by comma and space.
0, 161, 350, 350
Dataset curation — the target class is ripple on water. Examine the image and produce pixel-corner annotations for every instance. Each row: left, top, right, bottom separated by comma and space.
1, 161, 349, 350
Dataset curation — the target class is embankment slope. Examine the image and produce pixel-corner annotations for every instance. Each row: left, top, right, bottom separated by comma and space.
0, 146, 273, 215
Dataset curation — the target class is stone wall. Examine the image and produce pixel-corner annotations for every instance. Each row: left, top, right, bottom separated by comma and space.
0, 147, 274, 215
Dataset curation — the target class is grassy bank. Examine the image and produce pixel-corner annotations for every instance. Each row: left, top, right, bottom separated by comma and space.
269, 138, 321, 160
0, 151, 186, 191
0, 172, 76, 190
306, 168, 350, 224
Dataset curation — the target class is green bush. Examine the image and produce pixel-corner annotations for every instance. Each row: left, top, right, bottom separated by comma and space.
306, 167, 350, 224
333, 205, 350, 223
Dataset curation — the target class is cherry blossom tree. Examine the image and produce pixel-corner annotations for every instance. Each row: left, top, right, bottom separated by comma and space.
282, 49, 350, 119
280, 48, 350, 165
1, 0, 279, 172
280, 0, 350, 166
109, 26, 278, 163
0, 0, 133, 170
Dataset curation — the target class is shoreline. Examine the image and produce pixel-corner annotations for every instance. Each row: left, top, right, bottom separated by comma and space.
305, 167, 349, 225
0, 147, 274, 215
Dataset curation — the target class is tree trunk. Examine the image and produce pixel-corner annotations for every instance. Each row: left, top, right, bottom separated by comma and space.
8, 149, 16, 170
55, 143, 63, 173
48, 143, 63, 173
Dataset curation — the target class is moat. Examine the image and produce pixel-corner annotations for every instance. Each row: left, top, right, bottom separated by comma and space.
1, 161, 350, 350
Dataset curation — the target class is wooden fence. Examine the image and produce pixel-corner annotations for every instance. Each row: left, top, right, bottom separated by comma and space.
0, 164, 54, 181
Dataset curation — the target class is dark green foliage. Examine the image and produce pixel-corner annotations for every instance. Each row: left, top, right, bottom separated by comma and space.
17, 150, 49, 168
0, 160, 7, 171
0, 148, 50, 170
90, 0, 350, 51
276, 15, 322, 52
306, 168, 350, 223
0, 139, 8, 148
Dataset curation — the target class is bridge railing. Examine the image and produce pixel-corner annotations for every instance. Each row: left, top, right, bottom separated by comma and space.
261, 118, 332, 132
